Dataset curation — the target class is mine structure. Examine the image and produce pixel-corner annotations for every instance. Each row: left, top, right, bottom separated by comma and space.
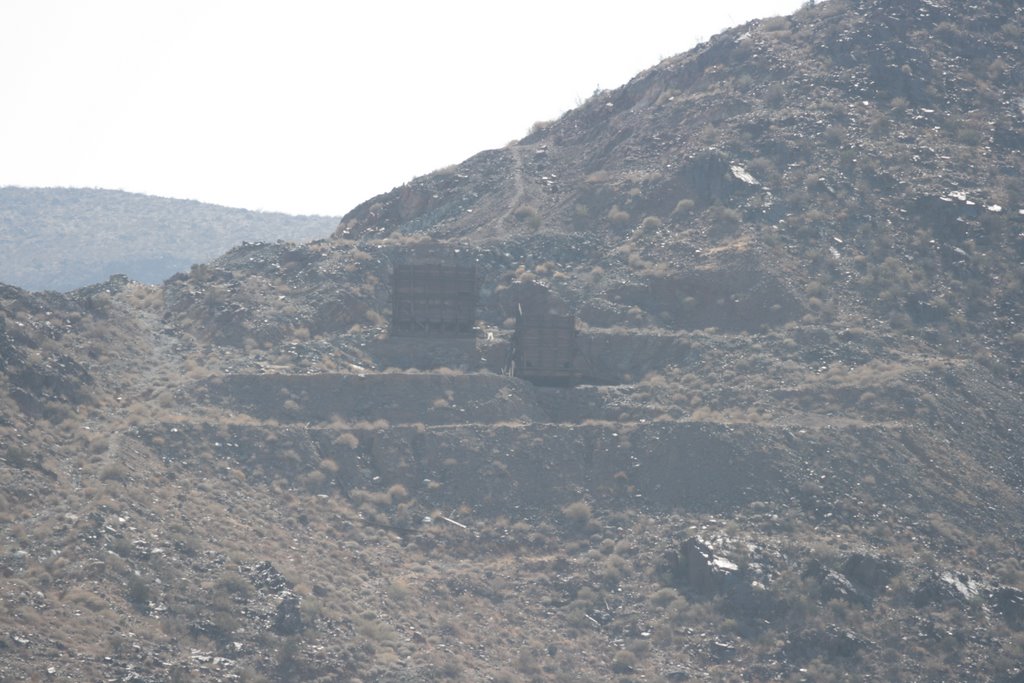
509, 304, 579, 386
390, 259, 479, 336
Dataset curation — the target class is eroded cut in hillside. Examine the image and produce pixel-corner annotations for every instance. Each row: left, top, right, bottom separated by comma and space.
607, 266, 802, 332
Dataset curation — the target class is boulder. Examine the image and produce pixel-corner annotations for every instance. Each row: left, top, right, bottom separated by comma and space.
913, 572, 983, 608
841, 553, 901, 591
663, 536, 740, 595
804, 559, 872, 607
988, 586, 1024, 628
273, 592, 304, 635
786, 626, 871, 662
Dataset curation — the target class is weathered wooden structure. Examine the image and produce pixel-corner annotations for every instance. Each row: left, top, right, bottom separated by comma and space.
510, 309, 578, 385
390, 262, 478, 336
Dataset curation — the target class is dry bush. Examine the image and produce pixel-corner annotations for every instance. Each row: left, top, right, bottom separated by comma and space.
708, 204, 742, 228
562, 500, 592, 528
350, 488, 394, 507
650, 586, 679, 607
99, 462, 128, 482
641, 215, 664, 232
611, 649, 639, 673
513, 205, 542, 229
607, 205, 632, 227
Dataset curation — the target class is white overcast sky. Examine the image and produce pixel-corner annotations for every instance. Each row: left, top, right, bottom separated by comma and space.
1, 1, 806, 216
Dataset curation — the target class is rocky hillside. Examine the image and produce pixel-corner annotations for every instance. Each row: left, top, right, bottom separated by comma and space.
336, 0, 1024, 369
0, 187, 336, 292
2, 0, 1024, 680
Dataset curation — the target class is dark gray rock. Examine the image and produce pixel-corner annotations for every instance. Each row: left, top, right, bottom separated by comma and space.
663, 536, 740, 595
913, 572, 984, 608
841, 553, 901, 591
785, 625, 871, 662
805, 559, 872, 607
988, 586, 1024, 627
245, 560, 290, 594
273, 593, 304, 635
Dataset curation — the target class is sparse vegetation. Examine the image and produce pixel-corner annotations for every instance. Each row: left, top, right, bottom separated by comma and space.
2, 0, 1024, 679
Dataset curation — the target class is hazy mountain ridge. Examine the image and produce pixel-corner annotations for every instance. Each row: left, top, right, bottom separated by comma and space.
2, 0, 1024, 680
0, 187, 337, 292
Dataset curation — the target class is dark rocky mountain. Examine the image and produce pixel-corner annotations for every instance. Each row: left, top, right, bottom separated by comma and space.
0, 187, 336, 292
2, 0, 1024, 680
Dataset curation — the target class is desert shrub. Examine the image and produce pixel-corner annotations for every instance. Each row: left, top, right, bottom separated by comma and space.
355, 613, 398, 643
99, 463, 128, 482
641, 215, 663, 232
66, 587, 108, 612
300, 470, 327, 491
607, 205, 631, 227
514, 205, 542, 228
611, 649, 638, 673
4, 446, 35, 468
562, 500, 592, 527
350, 488, 394, 507
890, 96, 909, 111
673, 198, 696, 216
957, 127, 985, 145
708, 205, 742, 233
216, 571, 251, 600
602, 554, 629, 586
667, 596, 693, 625
331, 431, 359, 449
714, 205, 742, 224
127, 575, 152, 606
765, 82, 786, 107
761, 15, 790, 31
387, 578, 412, 604
650, 586, 679, 607
529, 120, 552, 136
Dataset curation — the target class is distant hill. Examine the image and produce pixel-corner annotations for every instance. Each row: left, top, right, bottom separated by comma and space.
0, 187, 337, 291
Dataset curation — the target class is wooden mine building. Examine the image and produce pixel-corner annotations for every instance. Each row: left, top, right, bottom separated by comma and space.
510, 308, 579, 386
390, 262, 479, 336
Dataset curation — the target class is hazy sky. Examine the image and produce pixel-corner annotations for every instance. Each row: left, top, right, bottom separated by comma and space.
1, 1, 807, 216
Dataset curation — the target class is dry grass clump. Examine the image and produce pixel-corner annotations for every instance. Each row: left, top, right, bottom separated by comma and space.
607, 205, 631, 227
561, 499, 592, 524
